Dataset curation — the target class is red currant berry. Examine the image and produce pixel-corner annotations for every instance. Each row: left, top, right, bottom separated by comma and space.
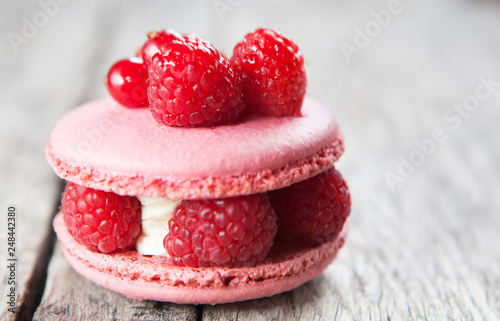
140, 29, 183, 66
105, 57, 149, 108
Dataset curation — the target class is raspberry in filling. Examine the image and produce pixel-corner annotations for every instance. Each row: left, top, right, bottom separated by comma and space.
61, 182, 142, 254
164, 194, 277, 268
269, 168, 351, 246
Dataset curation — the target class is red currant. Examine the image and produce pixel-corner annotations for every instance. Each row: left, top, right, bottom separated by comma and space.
140, 29, 183, 66
105, 57, 149, 108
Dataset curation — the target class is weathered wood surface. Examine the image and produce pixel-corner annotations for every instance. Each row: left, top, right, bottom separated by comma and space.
1, 0, 499, 320
34, 244, 198, 321
0, 0, 106, 319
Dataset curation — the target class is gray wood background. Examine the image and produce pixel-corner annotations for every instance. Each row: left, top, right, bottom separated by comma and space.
1, 0, 499, 320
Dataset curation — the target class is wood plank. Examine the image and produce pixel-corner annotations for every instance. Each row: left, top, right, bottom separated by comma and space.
33, 244, 197, 321
0, 0, 97, 319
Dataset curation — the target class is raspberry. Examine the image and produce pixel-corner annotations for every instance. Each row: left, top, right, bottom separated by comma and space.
230, 28, 307, 117
164, 194, 277, 267
105, 57, 149, 108
147, 33, 245, 127
269, 168, 350, 246
61, 182, 142, 253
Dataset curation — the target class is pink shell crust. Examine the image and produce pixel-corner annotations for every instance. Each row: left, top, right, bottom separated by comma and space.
54, 212, 347, 304
46, 97, 344, 199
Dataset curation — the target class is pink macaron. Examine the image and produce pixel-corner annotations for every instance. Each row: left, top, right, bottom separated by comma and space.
45, 96, 348, 304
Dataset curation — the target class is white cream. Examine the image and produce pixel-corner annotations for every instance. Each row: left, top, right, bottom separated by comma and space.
136, 196, 180, 256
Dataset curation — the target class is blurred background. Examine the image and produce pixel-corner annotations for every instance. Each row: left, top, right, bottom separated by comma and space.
1, 0, 500, 319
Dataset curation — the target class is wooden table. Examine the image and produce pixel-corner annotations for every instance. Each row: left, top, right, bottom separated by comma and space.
1, 1, 500, 320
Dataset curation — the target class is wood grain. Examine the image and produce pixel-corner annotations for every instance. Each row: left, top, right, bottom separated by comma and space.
1, 0, 500, 320
0, 0, 93, 318
33, 244, 197, 321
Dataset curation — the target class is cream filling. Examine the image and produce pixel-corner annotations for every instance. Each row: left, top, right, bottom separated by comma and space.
136, 196, 180, 256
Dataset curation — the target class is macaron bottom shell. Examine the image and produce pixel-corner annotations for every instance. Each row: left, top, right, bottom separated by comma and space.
53, 212, 347, 304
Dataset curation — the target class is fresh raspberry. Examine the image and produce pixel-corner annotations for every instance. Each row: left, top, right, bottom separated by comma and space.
61, 182, 142, 253
105, 57, 149, 108
269, 168, 350, 246
230, 28, 306, 117
164, 194, 277, 267
147, 33, 245, 127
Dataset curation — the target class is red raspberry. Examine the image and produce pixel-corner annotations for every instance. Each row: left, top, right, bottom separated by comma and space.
164, 194, 277, 267
230, 28, 307, 117
61, 182, 142, 253
269, 168, 350, 246
147, 33, 245, 127
105, 57, 149, 108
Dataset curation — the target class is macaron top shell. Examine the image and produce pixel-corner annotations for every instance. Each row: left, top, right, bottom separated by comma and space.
46, 97, 344, 199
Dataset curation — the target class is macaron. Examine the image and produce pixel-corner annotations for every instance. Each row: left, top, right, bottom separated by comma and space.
46, 96, 347, 304
45, 28, 350, 305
